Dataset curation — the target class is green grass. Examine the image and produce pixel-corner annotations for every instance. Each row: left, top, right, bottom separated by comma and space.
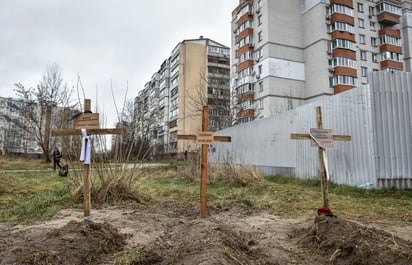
1, 159, 412, 226
0, 170, 79, 224
137, 172, 412, 224
0, 158, 51, 170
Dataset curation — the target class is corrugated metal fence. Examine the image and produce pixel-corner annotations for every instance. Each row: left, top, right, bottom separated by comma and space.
210, 71, 412, 189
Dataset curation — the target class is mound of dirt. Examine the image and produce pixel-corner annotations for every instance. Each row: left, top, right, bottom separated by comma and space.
297, 215, 412, 265
136, 221, 274, 264
1, 205, 411, 265
0, 220, 126, 265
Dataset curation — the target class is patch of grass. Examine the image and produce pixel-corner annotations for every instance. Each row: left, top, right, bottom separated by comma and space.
138, 166, 412, 224
2, 159, 412, 226
0, 187, 75, 224
139, 177, 199, 203
0, 158, 51, 170
0, 170, 78, 224
115, 248, 145, 265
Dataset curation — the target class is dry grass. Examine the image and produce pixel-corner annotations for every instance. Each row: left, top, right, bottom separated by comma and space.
208, 164, 265, 186
1, 158, 412, 225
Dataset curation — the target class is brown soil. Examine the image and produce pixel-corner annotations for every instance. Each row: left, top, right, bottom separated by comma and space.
1, 203, 411, 265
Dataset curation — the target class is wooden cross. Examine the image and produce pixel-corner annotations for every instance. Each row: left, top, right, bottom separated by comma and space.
290, 106, 351, 210
177, 105, 231, 218
51, 99, 123, 219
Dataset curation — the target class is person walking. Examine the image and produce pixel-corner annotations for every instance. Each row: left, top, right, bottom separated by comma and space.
52, 147, 62, 171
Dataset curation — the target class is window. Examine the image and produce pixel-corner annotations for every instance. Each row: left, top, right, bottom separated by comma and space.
171, 77, 179, 88
360, 50, 367, 60
238, 19, 253, 32
255, 49, 262, 60
329, 57, 356, 68
258, 65, 262, 74
330, 39, 356, 51
239, 50, 253, 63
258, 15, 262, 26
257, 99, 263, 109
258, 31, 262, 42
169, 108, 178, 119
331, 75, 357, 86
380, 51, 403, 62
376, 2, 402, 16
358, 18, 365, 28
240, 100, 253, 110
170, 97, 178, 108
370, 37, 378, 47
359, 34, 366, 44
328, 21, 354, 33
361, 67, 368, 77
329, 4, 354, 16
358, 3, 364, 12
372, 53, 378, 63
238, 67, 254, 78
238, 34, 253, 47
369, 6, 375, 16
208, 46, 230, 56
380, 35, 401, 46
258, 81, 263, 92
384, 67, 401, 73
236, 83, 254, 95
370, 21, 376, 31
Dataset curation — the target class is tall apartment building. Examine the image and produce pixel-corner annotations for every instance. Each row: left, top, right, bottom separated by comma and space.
231, 0, 412, 123
134, 37, 231, 157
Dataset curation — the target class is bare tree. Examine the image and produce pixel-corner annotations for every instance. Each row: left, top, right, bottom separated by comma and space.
189, 69, 232, 131
2, 64, 75, 162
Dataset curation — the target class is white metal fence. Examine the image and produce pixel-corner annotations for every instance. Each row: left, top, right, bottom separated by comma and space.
210, 71, 412, 189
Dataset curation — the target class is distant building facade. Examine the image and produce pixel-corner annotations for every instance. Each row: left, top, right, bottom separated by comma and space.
231, 0, 412, 124
0, 97, 42, 154
133, 37, 231, 158
0, 96, 69, 156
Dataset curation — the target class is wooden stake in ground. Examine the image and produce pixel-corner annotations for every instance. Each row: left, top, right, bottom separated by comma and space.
177, 105, 231, 218
51, 99, 123, 219
290, 106, 351, 210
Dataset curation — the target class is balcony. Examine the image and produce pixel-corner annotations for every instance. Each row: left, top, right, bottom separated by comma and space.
379, 44, 402, 54
238, 93, 254, 103
380, 60, 403, 70
331, 31, 355, 42
237, 60, 254, 72
237, 109, 255, 118
332, 49, 356, 59
330, 0, 354, 8
334, 84, 355, 93
377, 12, 400, 26
378, 28, 401, 38
333, 66, 357, 76
331, 13, 354, 25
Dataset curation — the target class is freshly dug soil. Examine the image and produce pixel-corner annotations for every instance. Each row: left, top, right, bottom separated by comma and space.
1, 203, 411, 264
295, 215, 412, 265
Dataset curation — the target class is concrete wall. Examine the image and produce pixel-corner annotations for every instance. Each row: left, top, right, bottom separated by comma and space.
178, 42, 207, 153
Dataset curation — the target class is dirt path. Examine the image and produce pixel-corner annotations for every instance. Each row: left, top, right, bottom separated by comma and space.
1, 204, 411, 264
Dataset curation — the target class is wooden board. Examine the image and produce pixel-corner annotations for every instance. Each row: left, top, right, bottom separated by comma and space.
74, 113, 100, 129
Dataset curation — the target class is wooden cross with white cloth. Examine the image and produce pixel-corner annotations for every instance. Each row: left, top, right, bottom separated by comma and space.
51, 99, 123, 219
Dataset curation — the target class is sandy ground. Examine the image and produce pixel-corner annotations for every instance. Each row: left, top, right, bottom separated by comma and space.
1, 202, 411, 265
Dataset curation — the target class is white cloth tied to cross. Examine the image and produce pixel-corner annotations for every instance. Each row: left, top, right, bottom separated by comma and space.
80, 129, 91, 164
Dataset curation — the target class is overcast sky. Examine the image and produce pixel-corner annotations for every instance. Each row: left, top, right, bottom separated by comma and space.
0, 0, 237, 126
